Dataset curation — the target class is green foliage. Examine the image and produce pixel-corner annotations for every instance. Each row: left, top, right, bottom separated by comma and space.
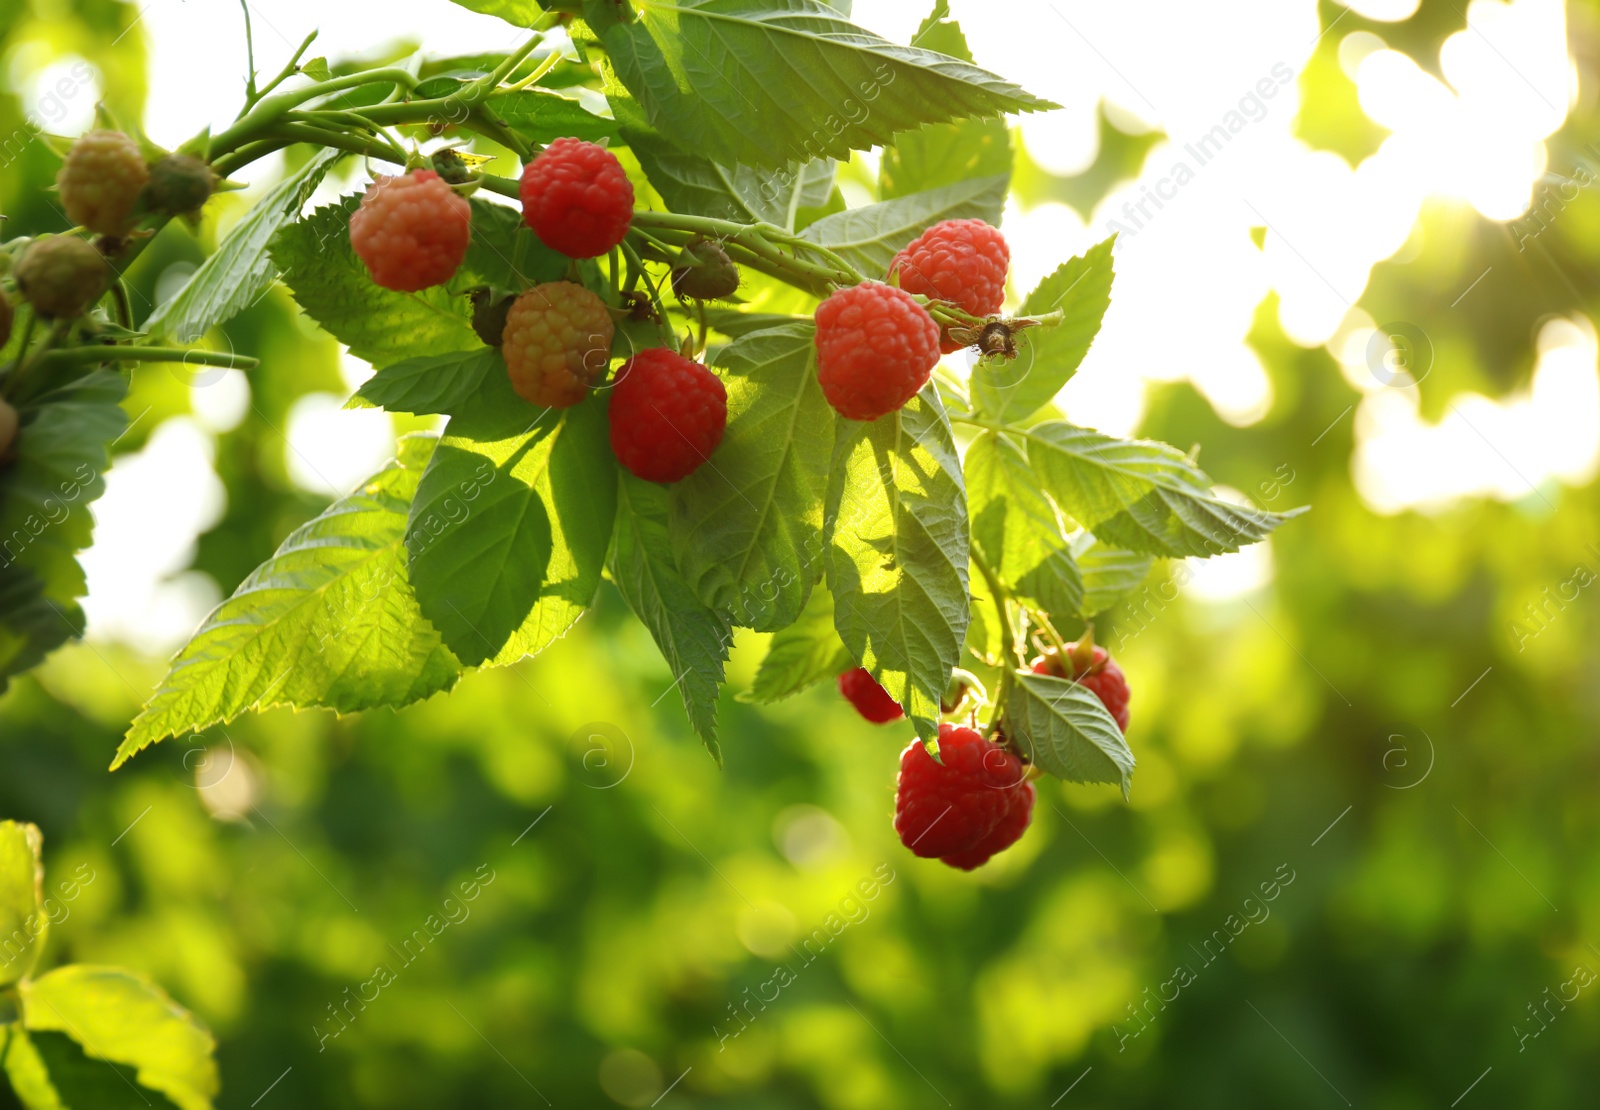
971, 237, 1116, 423
1006, 672, 1134, 797
0, 823, 216, 1109
1025, 422, 1307, 557
586, 0, 1056, 169
409, 401, 615, 669
352, 349, 522, 424
612, 474, 733, 758
444, 0, 549, 27
1071, 534, 1153, 618
826, 385, 969, 743
143, 149, 342, 342
271, 198, 479, 368
743, 584, 853, 703
115, 436, 460, 766
668, 325, 833, 631
966, 430, 1083, 622
801, 174, 1009, 276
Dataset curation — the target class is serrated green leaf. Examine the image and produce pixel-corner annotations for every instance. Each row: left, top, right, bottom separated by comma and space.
0, 822, 45, 988
485, 89, 621, 146
353, 348, 536, 427
1007, 671, 1134, 797
743, 586, 853, 704
409, 401, 615, 668
669, 324, 834, 630
1023, 422, 1307, 558
1071, 534, 1153, 618
271, 196, 478, 369
14, 1029, 185, 1110
702, 309, 809, 339
143, 148, 341, 342
618, 97, 834, 231
20, 966, 216, 1110
825, 384, 968, 743
965, 431, 1083, 622
973, 238, 1115, 423
613, 474, 732, 759
445, 0, 548, 26
0, 368, 127, 689
879, 7, 1011, 201
587, 0, 1055, 170
801, 174, 1008, 277
462, 196, 569, 291
114, 436, 460, 767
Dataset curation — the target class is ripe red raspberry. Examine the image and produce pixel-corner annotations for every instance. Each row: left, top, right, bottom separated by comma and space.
502, 282, 614, 408
895, 724, 1035, 870
1033, 645, 1131, 733
57, 130, 148, 236
14, 236, 109, 318
813, 282, 940, 421
519, 138, 634, 259
888, 219, 1009, 354
348, 170, 471, 292
608, 348, 726, 482
838, 667, 903, 723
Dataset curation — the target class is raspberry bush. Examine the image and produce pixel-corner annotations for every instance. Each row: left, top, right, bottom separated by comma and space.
0, 0, 1308, 919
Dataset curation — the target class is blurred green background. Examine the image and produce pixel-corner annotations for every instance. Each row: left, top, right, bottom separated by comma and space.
5, 1, 1600, 1107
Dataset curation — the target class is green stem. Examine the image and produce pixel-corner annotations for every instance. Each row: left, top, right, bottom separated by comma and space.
971, 549, 1021, 736
39, 347, 260, 370
239, 0, 257, 105
251, 31, 320, 109
619, 240, 669, 329
110, 280, 133, 330
467, 105, 532, 161
211, 68, 418, 157
503, 49, 564, 94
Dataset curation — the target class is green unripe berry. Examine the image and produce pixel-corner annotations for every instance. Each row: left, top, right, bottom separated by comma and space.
14, 237, 109, 318
671, 237, 740, 301
144, 153, 216, 217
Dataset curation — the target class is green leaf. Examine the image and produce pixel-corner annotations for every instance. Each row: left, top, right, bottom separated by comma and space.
1, 1025, 64, 1110
486, 90, 620, 146
617, 98, 835, 231
825, 384, 968, 743
114, 436, 461, 768
703, 309, 810, 339
1072, 534, 1153, 619
801, 174, 1008, 277
878, 5, 1011, 201
445, 0, 548, 26
0, 368, 127, 690
461, 197, 569, 291
11, 1029, 185, 1110
20, 966, 217, 1110
972, 238, 1116, 423
1024, 422, 1307, 558
586, 0, 1055, 170
352, 348, 536, 427
612, 474, 732, 759
1007, 671, 1135, 797
0, 822, 45, 988
743, 586, 853, 704
143, 148, 342, 342
669, 325, 834, 630
271, 196, 479, 369
409, 401, 615, 668
965, 431, 1083, 622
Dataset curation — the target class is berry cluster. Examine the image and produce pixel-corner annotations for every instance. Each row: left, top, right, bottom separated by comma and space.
839, 634, 1131, 870
812, 218, 1010, 422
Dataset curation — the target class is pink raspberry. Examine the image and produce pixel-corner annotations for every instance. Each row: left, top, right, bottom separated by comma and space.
519, 138, 634, 259
608, 349, 727, 483
1032, 645, 1131, 733
813, 282, 940, 421
348, 170, 471, 292
888, 219, 1009, 353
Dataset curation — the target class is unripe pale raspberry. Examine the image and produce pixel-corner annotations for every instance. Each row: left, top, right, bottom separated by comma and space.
894, 724, 1035, 870
502, 282, 614, 408
1032, 644, 1131, 733
814, 282, 940, 421
15, 237, 109, 318
671, 238, 740, 300
608, 348, 726, 483
889, 219, 1009, 354
838, 667, 903, 723
348, 170, 472, 292
519, 138, 633, 258
144, 153, 216, 217
57, 130, 149, 235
